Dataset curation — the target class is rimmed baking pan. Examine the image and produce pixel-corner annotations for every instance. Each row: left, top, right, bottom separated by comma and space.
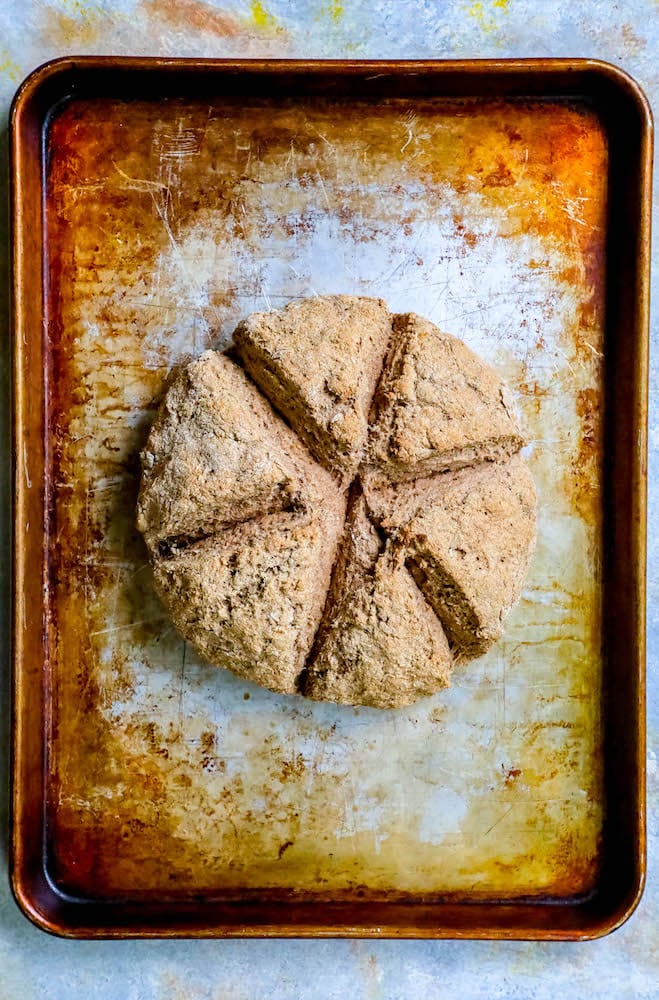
10, 57, 651, 938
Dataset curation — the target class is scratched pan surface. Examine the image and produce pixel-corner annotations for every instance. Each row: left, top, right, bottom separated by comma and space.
10, 59, 650, 938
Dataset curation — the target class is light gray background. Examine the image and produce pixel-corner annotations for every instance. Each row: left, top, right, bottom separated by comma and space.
0, 2, 657, 998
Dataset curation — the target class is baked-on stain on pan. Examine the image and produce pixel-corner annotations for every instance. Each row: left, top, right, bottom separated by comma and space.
10, 58, 651, 938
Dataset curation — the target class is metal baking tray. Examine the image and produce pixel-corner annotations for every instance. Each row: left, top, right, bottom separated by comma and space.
10, 57, 651, 939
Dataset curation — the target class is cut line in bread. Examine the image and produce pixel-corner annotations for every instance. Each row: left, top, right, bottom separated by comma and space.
301, 491, 452, 708
233, 295, 391, 480
367, 313, 524, 484
301, 487, 383, 672
305, 546, 452, 708
365, 456, 537, 660
137, 351, 335, 547
152, 497, 346, 697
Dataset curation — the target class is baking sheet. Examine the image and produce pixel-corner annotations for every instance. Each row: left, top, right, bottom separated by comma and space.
11, 58, 650, 938
45, 94, 604, 898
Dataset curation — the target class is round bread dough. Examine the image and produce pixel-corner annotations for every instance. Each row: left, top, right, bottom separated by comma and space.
137, 296, 536, 709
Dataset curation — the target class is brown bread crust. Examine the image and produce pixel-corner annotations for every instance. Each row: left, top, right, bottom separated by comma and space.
138, 297, 536, 708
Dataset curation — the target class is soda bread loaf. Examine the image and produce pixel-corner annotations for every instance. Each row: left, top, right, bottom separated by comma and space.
137, 296, 536, 708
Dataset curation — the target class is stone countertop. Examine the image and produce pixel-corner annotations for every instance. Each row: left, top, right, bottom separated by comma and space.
0, 2, 657, 998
